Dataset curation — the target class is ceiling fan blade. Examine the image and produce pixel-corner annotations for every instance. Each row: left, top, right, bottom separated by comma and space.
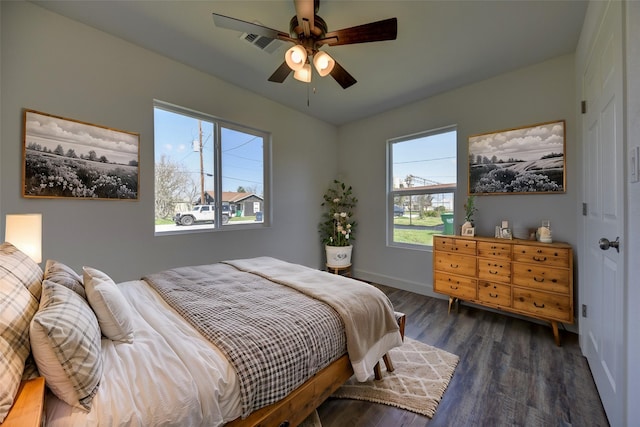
330, 60, 357, 89
212, 13, 295, 43
319, 17, 397, 47
268, 61, 292, 83
294, 0, 317, 37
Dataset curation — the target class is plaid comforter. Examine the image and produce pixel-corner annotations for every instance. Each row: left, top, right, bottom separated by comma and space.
142, 262, 346, 418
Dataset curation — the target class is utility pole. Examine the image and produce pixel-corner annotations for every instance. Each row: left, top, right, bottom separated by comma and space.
199, 120, 205, 205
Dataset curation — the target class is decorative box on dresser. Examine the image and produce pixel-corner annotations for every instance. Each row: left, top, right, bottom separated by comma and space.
433, 235, 574, 345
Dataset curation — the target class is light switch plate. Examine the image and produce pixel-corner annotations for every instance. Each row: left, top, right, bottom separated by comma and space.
630, 146, 639, 183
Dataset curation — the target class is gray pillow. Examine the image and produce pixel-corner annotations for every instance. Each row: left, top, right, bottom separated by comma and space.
44, 259, 85, 299
30, 280, 103, 411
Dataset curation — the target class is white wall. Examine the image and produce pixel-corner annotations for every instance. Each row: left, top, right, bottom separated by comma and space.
0, 1, 338, 282
338, 55, 577, 302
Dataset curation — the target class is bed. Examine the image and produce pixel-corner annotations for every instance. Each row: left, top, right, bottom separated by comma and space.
0, 243, 402, 427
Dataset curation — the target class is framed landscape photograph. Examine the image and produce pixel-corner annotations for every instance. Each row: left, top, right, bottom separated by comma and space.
23, 109, 139, 200
468, 120, 565, 195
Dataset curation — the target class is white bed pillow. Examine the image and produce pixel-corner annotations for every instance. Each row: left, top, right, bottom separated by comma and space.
44, 259, 86, 299
0, 242, 42, 422
30, 280, 103, 411
83, 266, 134, 343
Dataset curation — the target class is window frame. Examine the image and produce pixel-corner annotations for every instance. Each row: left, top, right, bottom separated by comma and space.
153, 100, 271, 236
387, 125, 458, 249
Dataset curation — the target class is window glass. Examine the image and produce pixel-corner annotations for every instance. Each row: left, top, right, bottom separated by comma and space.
388, 127, 457, 247
221, 125, 265, 218
154, 101, 269, 234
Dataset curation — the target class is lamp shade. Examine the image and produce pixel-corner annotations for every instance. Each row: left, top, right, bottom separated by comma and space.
313, 51, 335, 77
293, 63, 312, 83
285, 45, 307, 71
5, 214, 42, 263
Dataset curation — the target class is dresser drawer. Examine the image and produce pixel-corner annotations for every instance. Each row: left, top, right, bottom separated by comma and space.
512, 263, 570, 294
434, 272, 477, 300
434, 236, 477, 255
434, 252, 476, 276
512, 245, 570, 268
477, 241, 512, 259
477, 258, 511, 284
512, 287, 572, 322
478, 281, 511, 307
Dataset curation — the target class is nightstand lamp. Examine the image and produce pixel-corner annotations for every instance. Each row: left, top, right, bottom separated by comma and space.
5, 213, 42, 263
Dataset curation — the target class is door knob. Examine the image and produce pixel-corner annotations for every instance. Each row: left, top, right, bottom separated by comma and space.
599, 237, 620, 253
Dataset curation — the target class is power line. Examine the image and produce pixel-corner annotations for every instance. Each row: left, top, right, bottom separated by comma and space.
394, 155, 455, 164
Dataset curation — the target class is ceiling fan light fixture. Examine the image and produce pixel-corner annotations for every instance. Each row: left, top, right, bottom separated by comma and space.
293, 63, 312, 82
285, 45, 307, 71
313, 51, 335, 77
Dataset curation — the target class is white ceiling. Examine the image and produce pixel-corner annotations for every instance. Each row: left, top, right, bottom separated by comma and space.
31, 0, 588, 126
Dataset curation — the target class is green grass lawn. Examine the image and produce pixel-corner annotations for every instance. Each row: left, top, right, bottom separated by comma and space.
393, 214, 446, 246
394, 216, 444, 227
394, 230, 441, 245
155, 218, 174, 225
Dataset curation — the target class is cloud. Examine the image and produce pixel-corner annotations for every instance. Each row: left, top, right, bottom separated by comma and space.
26, 112, 138, 155
469, 121, 564, 161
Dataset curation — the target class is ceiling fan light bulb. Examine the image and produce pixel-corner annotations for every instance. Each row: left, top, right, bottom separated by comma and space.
285, 45, 307, 71
293, 63, 312, 83
313, 51, 335, 77
291, 50, 303, 63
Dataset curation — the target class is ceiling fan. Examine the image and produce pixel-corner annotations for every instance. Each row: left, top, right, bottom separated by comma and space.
212, 0, 397, 89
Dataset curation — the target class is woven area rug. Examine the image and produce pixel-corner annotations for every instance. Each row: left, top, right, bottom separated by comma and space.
331, 338, 459, 417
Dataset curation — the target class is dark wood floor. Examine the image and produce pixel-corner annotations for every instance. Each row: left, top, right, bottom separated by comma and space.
318, 285, 610, 427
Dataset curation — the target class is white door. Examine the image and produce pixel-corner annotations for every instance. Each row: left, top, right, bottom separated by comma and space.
580, 1, 624, 425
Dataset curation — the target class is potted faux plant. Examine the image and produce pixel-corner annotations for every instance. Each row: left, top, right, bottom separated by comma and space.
319, 180, 357, 267
462, 195, 477, 234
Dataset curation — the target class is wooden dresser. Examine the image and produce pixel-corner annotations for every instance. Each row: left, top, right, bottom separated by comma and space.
433, 235, 573, 345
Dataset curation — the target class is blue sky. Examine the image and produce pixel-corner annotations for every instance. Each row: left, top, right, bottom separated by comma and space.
392, 129, 458, 187
154, 108, 264, 195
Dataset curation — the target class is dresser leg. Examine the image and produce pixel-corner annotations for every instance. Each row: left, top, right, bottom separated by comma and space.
447, 297, 461, 314
551, 321, 561, 346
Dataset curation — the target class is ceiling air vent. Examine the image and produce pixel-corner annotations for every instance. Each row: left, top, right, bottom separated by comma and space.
240, 22, 283, 54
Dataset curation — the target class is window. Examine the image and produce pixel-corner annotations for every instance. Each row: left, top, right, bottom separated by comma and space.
154, 101, 269, 234
388, 126, 457, 248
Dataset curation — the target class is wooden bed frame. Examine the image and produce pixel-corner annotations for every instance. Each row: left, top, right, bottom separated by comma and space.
5, 357, 351, 427
226, 354, 353, 427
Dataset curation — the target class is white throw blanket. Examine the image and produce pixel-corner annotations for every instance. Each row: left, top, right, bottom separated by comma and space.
223, 257, 403, 381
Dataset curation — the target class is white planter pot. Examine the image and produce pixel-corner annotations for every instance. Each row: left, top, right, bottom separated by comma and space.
325, 245, 353, 268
